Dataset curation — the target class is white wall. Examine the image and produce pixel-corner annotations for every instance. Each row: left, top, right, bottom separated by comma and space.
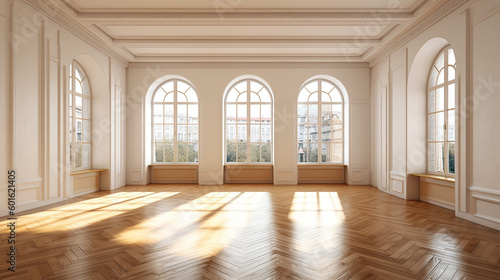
0, 0, 127, 215
126, 63, 371, 186
371, 0, 500, 230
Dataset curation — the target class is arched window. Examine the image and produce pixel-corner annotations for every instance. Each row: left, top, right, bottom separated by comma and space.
427, 46, 456, 175
69, 62, 91, 170
298, 79, 344, 163
152, 79, 199, 163
225, 79, 273, 163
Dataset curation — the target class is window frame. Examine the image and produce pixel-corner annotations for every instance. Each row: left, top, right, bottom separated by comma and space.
426, 46, 456, 177
224, 78, 274, 165
297, 78, 344, 165
151, 79, 199, 165
69, 61, 92, 171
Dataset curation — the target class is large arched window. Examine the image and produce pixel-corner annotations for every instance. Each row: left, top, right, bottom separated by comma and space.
152, 79, 199, 163
298, 79, 344, 163
225, 79, 273, 163
427, 46, 456, 176
69, 62, 91, 170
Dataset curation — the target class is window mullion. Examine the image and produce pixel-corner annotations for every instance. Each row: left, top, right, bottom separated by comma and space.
318, 81, 322, 163
247, 81, 251, 163
174, 81, 178, 163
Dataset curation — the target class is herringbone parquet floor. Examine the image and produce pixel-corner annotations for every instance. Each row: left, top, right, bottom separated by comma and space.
1, 184, 500, 279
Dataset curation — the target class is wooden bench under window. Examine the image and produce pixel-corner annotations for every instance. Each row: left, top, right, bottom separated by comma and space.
70, 169, 107, 196
410, 173, 455, 210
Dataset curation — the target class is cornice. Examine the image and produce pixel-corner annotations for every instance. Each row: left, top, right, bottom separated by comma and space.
367, 0, 469, 66
18, 0, 130, 65
129, 55, 367, 64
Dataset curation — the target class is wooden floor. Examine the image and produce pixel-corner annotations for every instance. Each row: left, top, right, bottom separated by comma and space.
1, 184, 500, 280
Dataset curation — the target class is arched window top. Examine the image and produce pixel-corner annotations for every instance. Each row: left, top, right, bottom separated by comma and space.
225, 79, 272, 104
298, 79, 343, 104
428, 47, 456, 89
69, 62, 90, 97
153, 79, 198, 103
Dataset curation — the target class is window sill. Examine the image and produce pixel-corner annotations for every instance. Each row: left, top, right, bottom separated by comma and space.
410, 173, 455, 183
70, 169, 107, 176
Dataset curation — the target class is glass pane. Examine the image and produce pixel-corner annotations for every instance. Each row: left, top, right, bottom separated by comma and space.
83, 98, 90, 119
185, 88, 198, 102
261, 104, 271, 121
298, 104, 307, 124
448, 48, 456, 66
250, 143, 260, 162
235, 81, 247, 94
82, 144, 90, 168
321, 143, 330, 163
308, 104, 318, 123
75, 143, 82, 168
226, 89, 238, 103
154, 143, 164, 162
436, 112, 444, 141
69, 94, 72, 117
154, 105, 163, 123
82, 120, 90, 142
297, 143, 306, 163
238, 125, 247, 141
448, 110, 455, 141
321, 104, 332, 125
177, 125, 187, 142
261, 143, 271, 162
162, 81, 174, 94
250, 104, 260, 120
428, 143, 436, 172
250, 81, 263, 94
436, 142, 445, 173
177, 81, 189, 94
332, 142, 342, 163
428, 114, 435, 141
237, 143, 247, 162
164, 92, 174, 102
260, 89, 271, 103
308, 143, 318, 163
188, 125, 198, 143
298, 90, 309, 102
164, 125, 174, 142
332, 125, 343, 141
76, 120, 82, 142
332, 104, 342, 123
237, 104, 247, 121
437, 70, 445, 85
82, 79, 90, 96
165, 143, 174, 162
261, 125, 271, 142
153, 90, 166, 102
69, 143, 72, 168
188, 143, 198, 163
226, 141, 236, 162
309, 92, 319, 102
448, 142, 455, 174
75, 81, 83, 94
428, 90, 435, 113
436, 87, 444, 111
227, 125, 236, 140
188, 104, 198, 123
250, 125, 260, 142
435, 52, 445, 70
305, 81, 318, 93
153, 125, 163, 142
448, 66, 455, 81
177, 92, 187, 103
250, 92, 260, 102
321, 81, 334, 94
331, 88, 342, 103
429, 67, 438, 88
298, 124, 306, 142
177, 142, 188, 162
75, 96, 82, 118
69, 117, 72, 142
164, 105, 174, 123
226, 104, 237, 123
237, 92, 247, 103
448, 84, 455, 109
308, 124, 318, 142
177, 104, 187, 123
321, 92, 331, 103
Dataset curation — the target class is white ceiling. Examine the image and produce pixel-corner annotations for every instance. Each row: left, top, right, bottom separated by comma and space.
47, 0, 459, 63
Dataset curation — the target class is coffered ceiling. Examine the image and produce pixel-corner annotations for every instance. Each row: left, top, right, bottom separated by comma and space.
29, 0, 465, 63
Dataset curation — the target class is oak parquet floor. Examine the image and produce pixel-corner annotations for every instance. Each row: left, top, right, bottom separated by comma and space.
1, 184, 499, 279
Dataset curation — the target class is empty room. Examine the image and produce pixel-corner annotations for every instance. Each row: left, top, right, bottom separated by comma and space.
1, 0, 500, 279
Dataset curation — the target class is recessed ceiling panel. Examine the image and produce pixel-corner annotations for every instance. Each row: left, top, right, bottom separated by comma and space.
103, 25, 391, 39
68, 0, 422, 12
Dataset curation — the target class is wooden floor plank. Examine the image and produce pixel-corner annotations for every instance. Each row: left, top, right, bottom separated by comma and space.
0, 184, 499, 279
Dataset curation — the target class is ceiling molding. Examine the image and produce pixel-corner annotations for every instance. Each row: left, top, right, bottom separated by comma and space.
129, 55, 367, 64
19, 0, 131, 65
367, 0, 469, 66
